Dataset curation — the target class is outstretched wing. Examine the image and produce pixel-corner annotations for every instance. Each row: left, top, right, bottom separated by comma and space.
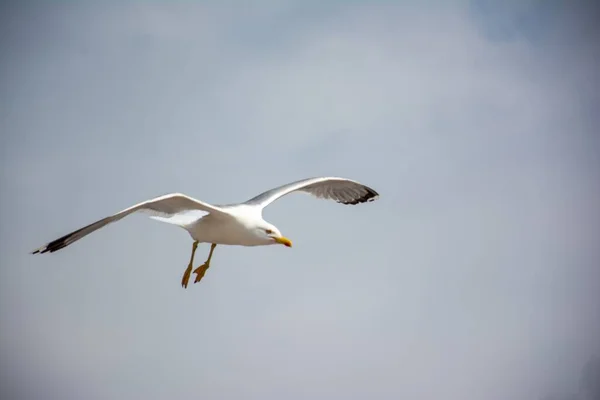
31, 193, 229, 254
243, 177, 379, 210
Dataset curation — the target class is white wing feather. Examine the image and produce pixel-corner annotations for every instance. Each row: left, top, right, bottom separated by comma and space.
31, 193, 227, 254
243, 176, 379, 210
148, 210, 210, 226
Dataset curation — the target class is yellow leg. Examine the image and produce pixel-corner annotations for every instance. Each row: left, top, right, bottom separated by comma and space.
181, 241, 199, 289
193, 243, 217, 284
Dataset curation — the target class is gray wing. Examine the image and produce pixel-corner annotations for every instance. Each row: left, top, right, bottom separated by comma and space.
31, 193, 229, 254
243, 177, 379, 210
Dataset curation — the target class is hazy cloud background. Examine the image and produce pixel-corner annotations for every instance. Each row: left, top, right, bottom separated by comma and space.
1, 1, 598, 399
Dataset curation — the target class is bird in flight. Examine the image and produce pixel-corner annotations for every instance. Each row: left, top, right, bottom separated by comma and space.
31, 176, 379, 288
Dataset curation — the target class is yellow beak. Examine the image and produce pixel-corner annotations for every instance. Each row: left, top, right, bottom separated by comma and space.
273, 236, 293, 247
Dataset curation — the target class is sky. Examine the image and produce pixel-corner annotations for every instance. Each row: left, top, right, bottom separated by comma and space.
1, 1, 599, 399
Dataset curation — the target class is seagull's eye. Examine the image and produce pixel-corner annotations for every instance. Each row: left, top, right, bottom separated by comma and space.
265, 229, 273, 234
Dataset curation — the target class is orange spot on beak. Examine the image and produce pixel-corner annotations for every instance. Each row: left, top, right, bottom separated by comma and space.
274, 236, 292, 247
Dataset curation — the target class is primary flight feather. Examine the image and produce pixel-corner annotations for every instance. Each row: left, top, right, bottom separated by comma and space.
31, 176, 379, 288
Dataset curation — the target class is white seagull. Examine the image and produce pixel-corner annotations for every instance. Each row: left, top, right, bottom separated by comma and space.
31, 176, 379, 288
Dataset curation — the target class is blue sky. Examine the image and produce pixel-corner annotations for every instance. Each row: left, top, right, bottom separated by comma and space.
1, 1, 599, 399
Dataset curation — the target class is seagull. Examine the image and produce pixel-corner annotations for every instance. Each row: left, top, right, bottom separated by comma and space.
31, 176, 379, 288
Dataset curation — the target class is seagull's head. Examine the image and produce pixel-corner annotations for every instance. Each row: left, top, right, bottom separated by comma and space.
256, 222, 292, 248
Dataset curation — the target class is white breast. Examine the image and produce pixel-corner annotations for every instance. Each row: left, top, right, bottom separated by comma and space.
186, 210, 266, 246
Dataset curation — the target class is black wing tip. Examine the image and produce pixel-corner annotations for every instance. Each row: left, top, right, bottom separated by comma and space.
31, 246, 49, 255
340, 186, 380, 205
30, 238, 70, 255
30, 222, 92, 255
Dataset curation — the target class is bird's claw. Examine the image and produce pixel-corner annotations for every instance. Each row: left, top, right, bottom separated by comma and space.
193, 264, 209, 284
181, 264, 193, 289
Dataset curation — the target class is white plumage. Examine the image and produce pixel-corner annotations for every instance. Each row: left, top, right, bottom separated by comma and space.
31, 176, 379, 288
